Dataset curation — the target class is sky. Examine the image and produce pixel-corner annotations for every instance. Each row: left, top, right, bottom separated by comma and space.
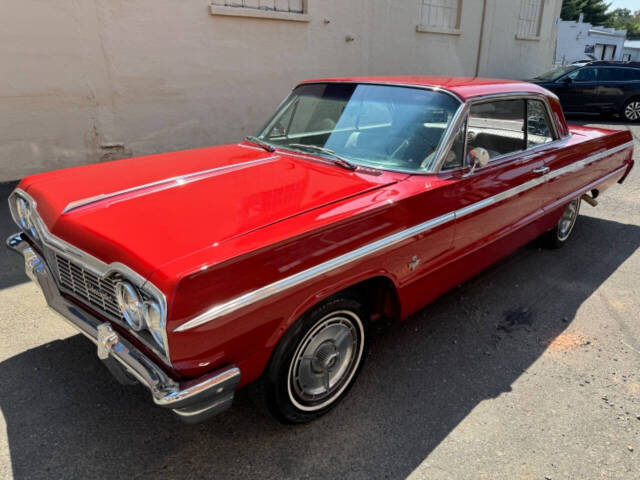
607, 0, 639, 12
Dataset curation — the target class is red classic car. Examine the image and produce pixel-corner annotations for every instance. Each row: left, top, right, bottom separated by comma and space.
7, 77, 634, 424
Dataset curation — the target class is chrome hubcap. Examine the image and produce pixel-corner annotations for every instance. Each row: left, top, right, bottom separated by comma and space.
557, 199, 580, 241
287, 310, 364, 411
625, 102, 640, 121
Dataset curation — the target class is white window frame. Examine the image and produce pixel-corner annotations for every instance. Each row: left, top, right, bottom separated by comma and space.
516, 0, 544, 41
416, 0, 462, 36
209, 0, 310, 22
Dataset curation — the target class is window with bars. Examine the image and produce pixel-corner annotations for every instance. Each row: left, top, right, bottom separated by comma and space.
209, 0, 309, 21
418, 0, 462, 33
210, 0, 305, 14
517, 0, 544, 39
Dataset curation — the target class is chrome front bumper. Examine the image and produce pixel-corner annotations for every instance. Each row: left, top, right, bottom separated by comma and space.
6, 233, 241, 423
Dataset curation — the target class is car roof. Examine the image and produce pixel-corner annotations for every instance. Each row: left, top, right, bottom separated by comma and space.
298, 76, 552, 102
581, 61, 640, 68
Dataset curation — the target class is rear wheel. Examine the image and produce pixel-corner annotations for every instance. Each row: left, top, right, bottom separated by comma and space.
542, 198, 581, 249
622, 98, 640, 122
261, 297, 368, 423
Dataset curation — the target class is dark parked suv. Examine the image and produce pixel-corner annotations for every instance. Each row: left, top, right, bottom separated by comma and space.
531, 61, 640, 122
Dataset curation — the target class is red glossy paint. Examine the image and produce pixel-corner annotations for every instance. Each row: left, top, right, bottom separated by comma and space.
16, 77, 634, 388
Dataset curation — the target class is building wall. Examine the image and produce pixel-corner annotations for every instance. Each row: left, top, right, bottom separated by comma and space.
556, 19, 592, 64
556, 19, 626, 65
0, 0, 561, 181
623, 42, 640, 62
588, 30, 626, 61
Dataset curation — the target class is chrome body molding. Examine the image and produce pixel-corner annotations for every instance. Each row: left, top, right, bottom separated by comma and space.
62, 156, 279, 214
9, 188, 172, 366
175, 211, 455, 332
175, 140, 633, 332
6, 233, 241, 424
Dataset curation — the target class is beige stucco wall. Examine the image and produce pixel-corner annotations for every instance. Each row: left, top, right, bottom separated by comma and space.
0, 0, 561, 182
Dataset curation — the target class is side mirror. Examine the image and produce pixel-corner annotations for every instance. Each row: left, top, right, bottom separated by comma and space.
466, 147, 490, 176
561, 76, 573, 84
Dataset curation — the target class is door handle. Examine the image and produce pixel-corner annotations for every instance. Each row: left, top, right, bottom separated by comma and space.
532, 166, 549, 175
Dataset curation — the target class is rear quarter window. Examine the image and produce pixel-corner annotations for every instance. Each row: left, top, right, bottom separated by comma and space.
623, 68, 640, 81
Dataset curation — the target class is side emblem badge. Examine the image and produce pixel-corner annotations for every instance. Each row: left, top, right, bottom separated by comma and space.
408, 255, 420, 271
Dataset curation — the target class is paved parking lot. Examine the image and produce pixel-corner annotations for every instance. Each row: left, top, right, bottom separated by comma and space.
0, 118, 638, 480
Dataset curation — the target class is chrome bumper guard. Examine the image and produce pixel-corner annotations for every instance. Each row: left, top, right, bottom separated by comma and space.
7, 233, 241, 424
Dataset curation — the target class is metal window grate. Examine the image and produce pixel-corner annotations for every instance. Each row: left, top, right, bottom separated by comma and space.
517, 0, 543, 38
210, 0, 305, 14
55, 254, 123, 321
420, 0, 461, 29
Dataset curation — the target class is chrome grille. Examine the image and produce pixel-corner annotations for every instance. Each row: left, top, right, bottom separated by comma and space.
55, 254, 123, 320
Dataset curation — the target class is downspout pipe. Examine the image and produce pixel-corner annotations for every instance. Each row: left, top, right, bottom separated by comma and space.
475, 0, 488, 77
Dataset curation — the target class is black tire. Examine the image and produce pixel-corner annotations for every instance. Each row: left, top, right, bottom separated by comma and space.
260, 297, 368, 424
542, 198, 581, 249
622, 98, 640, 123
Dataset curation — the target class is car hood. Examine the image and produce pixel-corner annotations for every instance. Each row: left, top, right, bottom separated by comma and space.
23, 143, 400, 278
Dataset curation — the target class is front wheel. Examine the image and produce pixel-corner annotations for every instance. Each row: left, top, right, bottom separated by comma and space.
542, 198, 581, 249
261, 297, 368, 423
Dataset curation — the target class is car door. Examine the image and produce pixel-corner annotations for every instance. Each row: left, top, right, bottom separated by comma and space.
618, 68, 640, 115
556, 67, 600, 113
448, 98, 549, 258
594, 67, 625, 113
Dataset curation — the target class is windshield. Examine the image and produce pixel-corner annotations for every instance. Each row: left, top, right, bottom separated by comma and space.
533, 66, 577, 82
256, 83, 460, 173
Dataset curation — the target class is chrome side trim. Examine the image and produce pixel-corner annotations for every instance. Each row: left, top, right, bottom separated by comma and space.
62, 156, 279, 214
175, 140, 633, 332
174, 211, 455, 332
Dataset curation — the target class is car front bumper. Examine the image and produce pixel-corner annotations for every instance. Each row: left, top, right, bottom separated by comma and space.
6, 232, 241, 423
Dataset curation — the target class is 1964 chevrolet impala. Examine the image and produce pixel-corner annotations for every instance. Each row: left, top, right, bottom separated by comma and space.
7, 77, 634, 423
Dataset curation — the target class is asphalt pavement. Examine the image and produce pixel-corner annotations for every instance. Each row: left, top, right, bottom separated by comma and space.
0, 118, 638, 479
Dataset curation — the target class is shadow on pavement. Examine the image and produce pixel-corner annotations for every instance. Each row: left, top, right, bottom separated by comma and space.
0, 214, 638, 479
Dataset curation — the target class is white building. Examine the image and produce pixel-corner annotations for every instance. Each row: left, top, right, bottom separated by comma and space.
555, 14, 626, 65
0, 0, 563, 181
622, 40, 640, 62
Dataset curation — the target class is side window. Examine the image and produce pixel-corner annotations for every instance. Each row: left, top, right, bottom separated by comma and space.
466, 100, 525, 160
527, 100, 553, 147
621, 68, 640, 81
442, 119, 467, 170
567, 67, 597, 82
597, 68, 621, 82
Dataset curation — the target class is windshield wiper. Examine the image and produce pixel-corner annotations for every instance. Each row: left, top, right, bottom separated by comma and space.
244, 136, 275, 152
286, 143, 357, 171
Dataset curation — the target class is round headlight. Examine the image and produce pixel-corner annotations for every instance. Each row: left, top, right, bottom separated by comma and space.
115, 281, 145, 331
143, 301, 165, 349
